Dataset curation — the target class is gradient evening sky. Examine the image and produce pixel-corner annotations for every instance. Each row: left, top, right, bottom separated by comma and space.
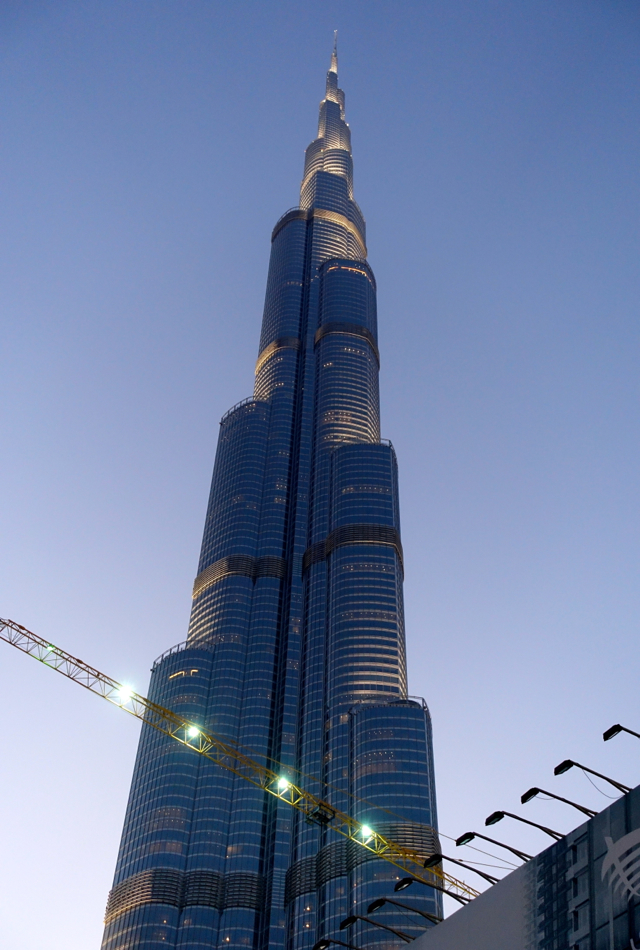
1, 1, 638, 946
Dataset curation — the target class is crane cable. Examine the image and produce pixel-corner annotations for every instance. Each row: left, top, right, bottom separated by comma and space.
0, 617, 479, 902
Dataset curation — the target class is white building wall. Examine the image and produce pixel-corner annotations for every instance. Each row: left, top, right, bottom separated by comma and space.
411, 862, 532, 950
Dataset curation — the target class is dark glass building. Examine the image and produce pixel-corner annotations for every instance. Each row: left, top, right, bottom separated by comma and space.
102, 44, 440, 950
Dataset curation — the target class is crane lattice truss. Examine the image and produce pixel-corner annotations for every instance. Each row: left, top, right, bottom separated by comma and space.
0, 617, 478, 903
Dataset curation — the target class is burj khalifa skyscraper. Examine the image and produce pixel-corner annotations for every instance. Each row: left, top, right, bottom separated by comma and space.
102, 42, 440, 950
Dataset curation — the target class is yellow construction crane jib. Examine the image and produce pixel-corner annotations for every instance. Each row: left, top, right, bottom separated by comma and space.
0, 617, 479, 903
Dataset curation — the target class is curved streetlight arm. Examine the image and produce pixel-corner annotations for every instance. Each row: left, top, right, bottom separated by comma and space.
394, 876, 469, 904
455, 831, 532, 862
554, 760, 631, 794
368, 897, 442, 924
604, 724, 640, 743
487, 810, 562, 840
313, 939, 363, 950
340, 914, 413, 943
425, 852, 499, 885
521, 787, 596, 818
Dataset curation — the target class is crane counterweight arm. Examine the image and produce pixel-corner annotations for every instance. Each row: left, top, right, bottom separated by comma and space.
0, 617, 478, 903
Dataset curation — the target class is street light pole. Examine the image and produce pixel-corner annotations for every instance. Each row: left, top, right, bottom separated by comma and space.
340, 914, 413, 943
485, 810, 563, 840
521, 787, 596, 817
604, 724, 640, 743
424, 852, 499, 885
394, 876, 470, 904
313, 938, 363, 950
368, 897, 442, 924
554, 760, 631, 794
455, 831, 532, 862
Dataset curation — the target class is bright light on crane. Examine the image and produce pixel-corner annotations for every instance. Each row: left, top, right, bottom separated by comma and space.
0, 616, 479, 904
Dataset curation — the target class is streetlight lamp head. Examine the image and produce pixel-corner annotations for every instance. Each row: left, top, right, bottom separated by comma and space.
424, 852, 443, 868
313, 941, 331, 950
554, 759, 575, 776
394, 878, 414, 892
521, 787, 540, 804
456, 832, 476, 847
604, 724, 623, 741
485, 811, 505, 826
340, 916, 358, 931
367, 899, 386, 913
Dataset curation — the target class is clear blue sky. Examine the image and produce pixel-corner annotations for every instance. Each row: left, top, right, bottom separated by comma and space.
1, 1, 638, 946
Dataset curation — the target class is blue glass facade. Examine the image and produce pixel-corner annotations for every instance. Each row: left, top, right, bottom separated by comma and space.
102, 45, 440, 950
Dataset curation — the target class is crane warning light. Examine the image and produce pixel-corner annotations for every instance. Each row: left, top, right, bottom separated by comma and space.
187, 726, 200, 739
278, 777, 290, 791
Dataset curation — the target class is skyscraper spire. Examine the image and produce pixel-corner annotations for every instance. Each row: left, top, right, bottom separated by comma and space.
330, 29, 338, 74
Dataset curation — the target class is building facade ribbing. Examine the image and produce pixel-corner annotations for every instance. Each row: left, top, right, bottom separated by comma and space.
102, 46, 440, 950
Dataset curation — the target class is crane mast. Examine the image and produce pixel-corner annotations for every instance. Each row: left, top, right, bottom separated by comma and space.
0, 617, 478, 903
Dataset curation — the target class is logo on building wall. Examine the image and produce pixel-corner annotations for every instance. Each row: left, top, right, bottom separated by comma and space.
602, 828, 640, 899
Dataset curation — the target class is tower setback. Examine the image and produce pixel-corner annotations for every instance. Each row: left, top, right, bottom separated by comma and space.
102, 45, 440, 950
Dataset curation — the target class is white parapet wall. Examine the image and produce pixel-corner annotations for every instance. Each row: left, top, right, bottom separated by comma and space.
411, 862, 533, 950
